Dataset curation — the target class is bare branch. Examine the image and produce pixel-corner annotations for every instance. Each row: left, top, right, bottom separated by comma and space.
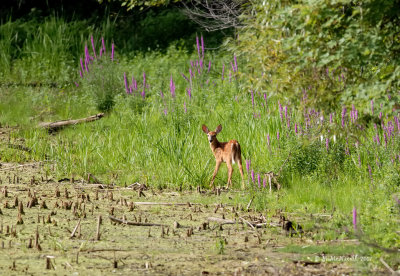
182, 0, 249, 31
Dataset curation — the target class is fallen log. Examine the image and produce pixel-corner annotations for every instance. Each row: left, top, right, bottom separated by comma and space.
109, 216, 167, 227
38, 113, 104, 132
207, 217, 279, 228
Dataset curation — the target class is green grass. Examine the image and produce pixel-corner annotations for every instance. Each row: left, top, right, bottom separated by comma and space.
0, 15, 399, 269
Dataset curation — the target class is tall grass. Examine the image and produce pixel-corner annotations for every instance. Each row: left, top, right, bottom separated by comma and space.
0, 16, 399, 265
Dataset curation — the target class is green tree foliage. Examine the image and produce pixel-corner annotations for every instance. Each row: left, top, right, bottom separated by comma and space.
229, 0, 400, 111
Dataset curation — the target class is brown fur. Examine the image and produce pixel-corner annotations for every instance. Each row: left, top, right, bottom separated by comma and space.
202, 124, 245, 189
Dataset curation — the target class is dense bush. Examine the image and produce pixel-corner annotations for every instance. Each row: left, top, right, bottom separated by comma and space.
229, 0, 400, 111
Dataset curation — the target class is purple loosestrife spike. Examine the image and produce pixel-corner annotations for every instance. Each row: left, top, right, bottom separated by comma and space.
330, 113, 333, 124
368, 165, 373, 181
74, 82, 79, 87
164, 108, 168, 116
352, 207, 357, 231
160, 90, 164, 99
295, 123, 298, 134
251, 90, 254, 107
284, 106, 288, 120
170, 75, 176, 98
221, 63, 225, 80
251, 170, 255, 183
80, 58, 84, 73
129, 87, 132, 94
379, 112, 382, 120
180, 73, 189, 82
91, 36, 97, 59
111, 43, 115, 61
341, 107, 347, 128
279, 102, 283, 122
384, 133, 388, 147
84, 59, 89, 73
257, 174, 261, 188
101, 37, 106, 54
187, 88, 191, 99
201, 35, 204, 57
79, 70, 83, 78
394, 196, 400, 206
133, 79, 137, 90
84, 44, 89, 62
371, 100, 374, 115
230, 62, 235, 73
234, 55, 238, 72
245, 159, 251, 172
196, 36, 200, 58
124, 72, 129, 94
326, 137, 329, 152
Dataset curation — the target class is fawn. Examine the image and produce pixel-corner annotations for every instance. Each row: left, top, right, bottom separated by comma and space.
202, 124, 245, 189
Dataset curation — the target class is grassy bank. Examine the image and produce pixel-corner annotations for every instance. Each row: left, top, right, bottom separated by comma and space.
0, 16, 399, 269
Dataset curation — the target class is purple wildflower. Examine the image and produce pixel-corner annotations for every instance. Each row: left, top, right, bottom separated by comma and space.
101, 37, 106, 54
234, 55, 238, 72
326, 137, 329, 152
80, 58, 84, 73
180, 73, 189, 82
245, 159, 251, 172
131, 76, 137, 90
251, 90, 254, 107
341, 107, 347, 128
160, 90, 164, 99
263, 93, 267, 108
170, 75, 176, 98
187, 88, 192, 99
91, 35, 97, 59
368, 165, 373, 181
371, 100, 374, 115
295, 123, 298, 134
257, 173, 261, 188
196, 36, 200, 58
79, 70, 83, 78
251, 170, 255, 183
74, 82, 79, 87
111, 43, 114, 61
123, 72, 129, 94
277, 131, 280, 141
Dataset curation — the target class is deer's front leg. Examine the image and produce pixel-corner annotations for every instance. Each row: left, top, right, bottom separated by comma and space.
226, 161, 233, 189
210, 160, 222, 189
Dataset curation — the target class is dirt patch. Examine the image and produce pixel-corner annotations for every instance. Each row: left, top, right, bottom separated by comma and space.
0, 163, 366, 275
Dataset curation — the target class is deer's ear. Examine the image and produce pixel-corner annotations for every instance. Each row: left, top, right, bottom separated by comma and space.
202, 125, 209, 134
215, 125, 222, 134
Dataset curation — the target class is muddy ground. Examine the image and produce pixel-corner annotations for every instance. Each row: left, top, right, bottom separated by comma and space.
0, 128, 377, 275
0, 162, 371, 275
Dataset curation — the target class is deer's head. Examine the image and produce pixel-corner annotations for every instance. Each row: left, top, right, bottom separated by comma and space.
202, 124, 222, 143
